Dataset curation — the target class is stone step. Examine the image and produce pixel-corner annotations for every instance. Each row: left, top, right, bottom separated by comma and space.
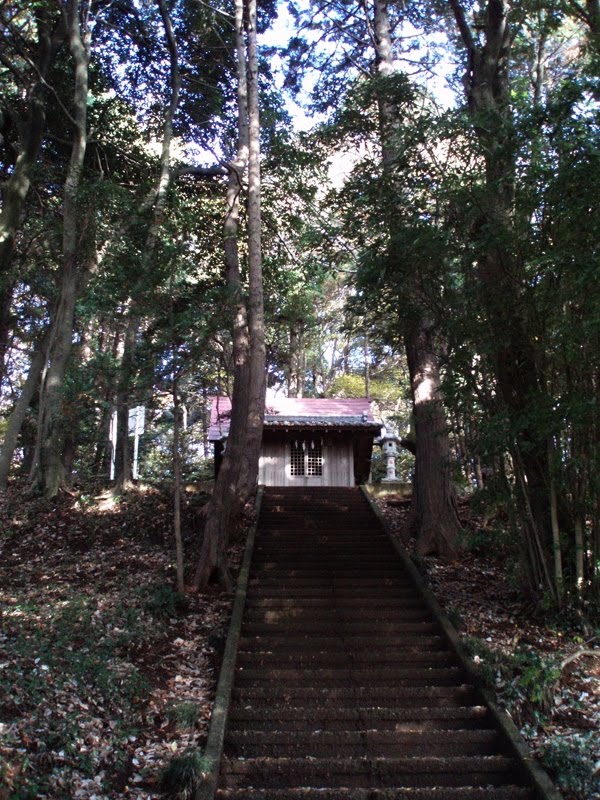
216, 787, 536, 800
226, 705, 491, 732
234, 666, 466, 687
220, 755, 527, 790
237, 634, 448, 650
232, 684, 480, 707
212, 488, 555, 800
240, 621, 440, 636
243, 607, 433, 623
245, 597, 428, 609
225, 729, 505, 759
236, 649, 458, 667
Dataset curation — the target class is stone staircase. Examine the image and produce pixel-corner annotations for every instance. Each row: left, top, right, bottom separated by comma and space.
213, 487, 554, 800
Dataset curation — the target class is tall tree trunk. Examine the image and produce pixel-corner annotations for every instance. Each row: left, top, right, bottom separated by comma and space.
238, 0, 266, 498
0, 330, 50, 489
193, 0, 265, 590
30, 0, 90, 498
0, 10, 64, 384
111, 0, 181, 491
406, 320, 462, 558
172, 376, 185, 593
449, 0, 555, 597
193, 0, 251, 589
373, 0, 461, 556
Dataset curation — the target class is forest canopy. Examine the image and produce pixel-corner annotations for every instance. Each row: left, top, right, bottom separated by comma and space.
1, 0, 599, 607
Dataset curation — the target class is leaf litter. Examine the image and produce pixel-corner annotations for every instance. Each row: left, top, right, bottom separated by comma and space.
0, 483, 245, 799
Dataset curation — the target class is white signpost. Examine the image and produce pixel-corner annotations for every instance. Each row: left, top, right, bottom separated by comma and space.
109, 406, 145, 481
128, 406, 145, 480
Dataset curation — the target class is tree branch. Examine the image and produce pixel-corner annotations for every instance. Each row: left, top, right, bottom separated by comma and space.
448, 0, 475, 52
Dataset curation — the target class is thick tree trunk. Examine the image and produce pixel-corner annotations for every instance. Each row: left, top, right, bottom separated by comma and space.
31, 1, 90, 498
373, 0, 461, 556
449, 0, 555, 597
405, 320, 462, 558
193, 0, 266, 590
193, 0, 253, 590
0, 11, 64, 384
0, 330, 50, 489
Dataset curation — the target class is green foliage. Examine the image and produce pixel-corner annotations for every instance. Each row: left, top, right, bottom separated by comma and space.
462, 637, 561, 719
159, 748, 209, 799
504, 650, 561, 713
168, 702, 200, 731
461, 637, 499, 688
540, 733, 600, 795
0, 596, 151, 713
141, 581, 189, 620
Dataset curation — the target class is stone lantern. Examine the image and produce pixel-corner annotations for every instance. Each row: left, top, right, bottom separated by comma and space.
378, 427, 401, 482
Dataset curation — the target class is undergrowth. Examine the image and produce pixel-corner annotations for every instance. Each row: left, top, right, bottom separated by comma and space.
159, 748, 209, 799
0, 581, 183, 797
462, 636, 561, 719
540, 733, 600, 795
462, 637, 599, 798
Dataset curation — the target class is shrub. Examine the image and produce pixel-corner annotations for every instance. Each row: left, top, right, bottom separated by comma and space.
159, 748, 209, 799
540, 733, 600, 796
141, 581, 189, 620
168, 702, 200, 731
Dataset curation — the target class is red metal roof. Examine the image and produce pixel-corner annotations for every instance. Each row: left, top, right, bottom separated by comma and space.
208, 396, 377, 441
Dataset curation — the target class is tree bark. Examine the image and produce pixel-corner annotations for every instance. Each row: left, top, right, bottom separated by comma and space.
193, 0, 266, 590
0, 329, 50, 490
30, 0, 90, 498
0, 10, 64, 384
372, 0, 461, 556
172, 377, 185, 593
406, 320, 462, 558
112, 0, 181, 491
193, 0, 250, 589
238, 0, 266, 498
449, 0, 555, 595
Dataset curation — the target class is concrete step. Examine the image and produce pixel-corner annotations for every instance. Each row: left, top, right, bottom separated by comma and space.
225, 729, 506, 758
234, 666, 466, 686
226, 705, 492, 732
212, 488, 554, 800
236, 649, 458, 667
245, 597, 428, 609
238, 634, 448, 650
243, 607, 433, 623
232, 684, 480, 707
216, 787, 536, 800
241, 621, 441, 636
220, 755, 527, 790
248, 579, 424, 602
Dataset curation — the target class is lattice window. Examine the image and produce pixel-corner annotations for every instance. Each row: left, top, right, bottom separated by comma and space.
306, 440, 323, 476
290, 440, 305, 476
